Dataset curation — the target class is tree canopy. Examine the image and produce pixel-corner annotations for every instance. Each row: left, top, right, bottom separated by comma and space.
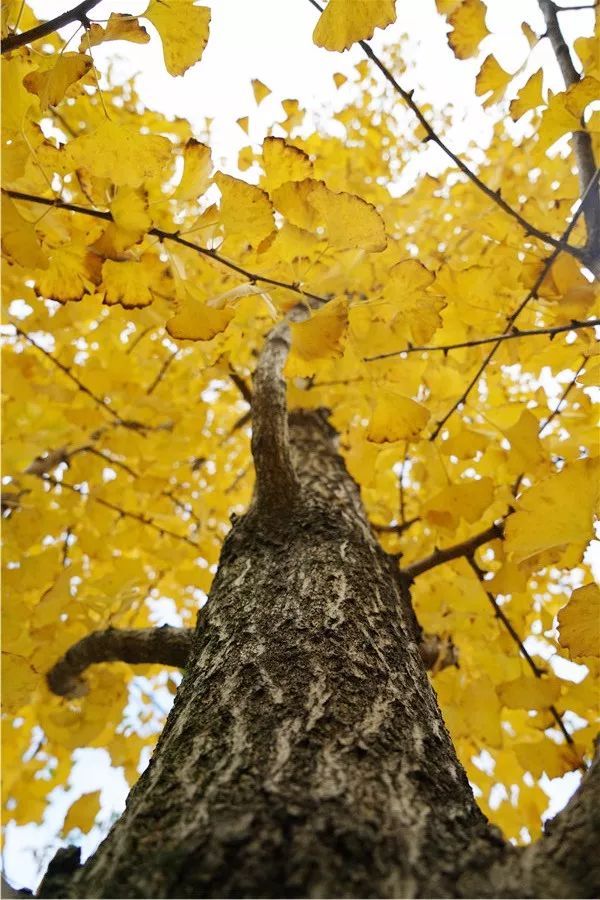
1, 0, 599, 881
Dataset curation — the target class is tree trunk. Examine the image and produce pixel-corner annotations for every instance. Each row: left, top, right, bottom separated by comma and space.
39, 409, 599, 899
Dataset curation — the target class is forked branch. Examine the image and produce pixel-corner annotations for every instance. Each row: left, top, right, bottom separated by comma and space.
47, 625, 193, 697
402, 521, 503, 582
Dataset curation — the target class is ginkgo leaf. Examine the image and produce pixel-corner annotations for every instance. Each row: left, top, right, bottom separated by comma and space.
308, 182, 387, 252
62, 790, 101, 835
214, 171, 275, 248
271, 178, 322, 231
143, 0, 211, 76
236, 117, 249, 134
23, 52, 92, 110
66, 121, 172, 188
505, 459, 598, 563
288, 299, 348, 371
497, 676, 561, 709
509, 69, 544, 121
313, 0, 397, 52
252, 78, 271, 104
1, 196, 48, 269
261, 137, 313, 193
446, 0, 489, 60
110, 187, 151, 238
166, 301, 234, 341
388, 259, 435, 294
422, 478, 494, 528
558, 584, 600, 658
475, 55, 512, 107
367, 390, 430, 443
82, 13, 150, 50
173, 140, 212, 201
34, 246, 96, 301
102, 255, 168, 308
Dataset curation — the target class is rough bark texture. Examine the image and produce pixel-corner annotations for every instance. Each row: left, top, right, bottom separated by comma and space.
37, 410, 599, 899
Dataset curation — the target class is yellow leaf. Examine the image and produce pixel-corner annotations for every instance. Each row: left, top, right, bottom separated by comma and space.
388, 259, 435, 294
1, 196, 47, 269
288, 299, 348, 372
503, 410, 543, 473
367, 389, 430, 443
261, 137, 313, 193
422, 478, 494, 528
214, 171, 274, 248
271, 178, 322, 231
166, 300, 234, 341
110, 186, 151, 238
251, 78, 271, 105
333, 72, 347, 88
505, 459, 598, 563
23, 52, 92, 110
102, 255, 168, 308
497, 675, 561, 709
558, 584, 600, 658
82, 13, 150, 49
313, 0, 397, 52
514, 737, 581, 779
66, 121, 172, 188
447, 0, 489, 60
510, 69, 544, 121
62, 790, 101, 835
308, 182, 387, 252
143, 0, 211, 76
236, 116, 249, 134
475, 55, 512, 107
174, 139, 212, 201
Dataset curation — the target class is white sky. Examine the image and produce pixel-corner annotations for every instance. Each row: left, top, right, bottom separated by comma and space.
4, 0, 597, 891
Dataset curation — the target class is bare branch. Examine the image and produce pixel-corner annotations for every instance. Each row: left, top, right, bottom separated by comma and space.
2, 190, 328, 307
430, 169, 599, 441
306, 0, 587, 263
539, 0, 600, 263
403, 521, 503, 582
1, 0, 100, 53
373, 516, 419, 536
47, 625, 193, 697
251, 321, 299, 513
229, 367, 253, 405
365, 317, 600, 362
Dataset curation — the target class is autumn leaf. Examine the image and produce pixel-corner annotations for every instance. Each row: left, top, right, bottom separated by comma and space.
313, 0, 396, 51
367, 389, 430, 443
23, 53, 92, 110
143, 0, 211, 76
446, 0, 489, 60
83, 13, 151, 50
308, 182, 387, 252
66, 121, 172, 187
215, 171, 275, 248
62, 791, 101, 835
558, 584, 600, 658
166, 300, 235, 341
174, 140, 212, 201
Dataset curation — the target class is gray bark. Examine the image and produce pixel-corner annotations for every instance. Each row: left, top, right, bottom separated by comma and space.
35, 323, 599, 898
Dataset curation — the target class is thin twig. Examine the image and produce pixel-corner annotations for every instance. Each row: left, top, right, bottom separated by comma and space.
365, 318, 599, 362
146, 348, 179, 395
538, 357, 587, 435
306, 0, 586, 263
466, 554, 577, 750
43, 476, 199, 548
3, 189, 328, 307
1, 0, 101, 52
429, 169, 600, 441
229, 367, 253, 405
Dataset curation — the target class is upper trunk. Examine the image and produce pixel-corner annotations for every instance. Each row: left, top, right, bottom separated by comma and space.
38, 410, 598, 899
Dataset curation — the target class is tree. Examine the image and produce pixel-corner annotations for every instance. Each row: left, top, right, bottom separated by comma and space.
1, 0, 599, 896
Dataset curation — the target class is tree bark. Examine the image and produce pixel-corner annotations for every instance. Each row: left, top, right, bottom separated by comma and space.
38, 409, 599, 899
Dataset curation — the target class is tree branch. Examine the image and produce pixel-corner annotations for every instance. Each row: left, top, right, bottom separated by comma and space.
365, 317, 600, 362
251, 321, 299, 513
307, 0, 587, 263
47, 625, 193, 697
429, 168, 599, 441
2, 189, 328, 307
466, 554, 576, 750
1, 0, 101, 53
539, 0, 600, 264
403, 521, 503, 582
